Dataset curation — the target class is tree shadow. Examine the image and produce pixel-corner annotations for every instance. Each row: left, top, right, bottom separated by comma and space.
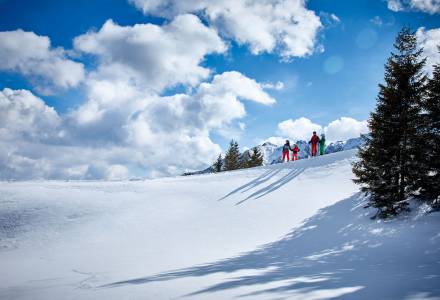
218, 169, 282, 201
102, 193, 440, 299
235, 168, 304, 205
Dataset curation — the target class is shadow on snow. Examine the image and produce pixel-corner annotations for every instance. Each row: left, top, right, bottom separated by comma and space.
102, 193, 440, 299
235, 168, 304, 205
218, 168, 283, 202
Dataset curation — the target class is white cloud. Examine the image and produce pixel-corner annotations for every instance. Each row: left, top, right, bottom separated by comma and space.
0, 13, 281, 180
320, 12, 341, 26
0, 88, 61, 142
198, 71, 276, 107
262, 136, 287, 146
416, 27, 440, 74
410, 0, 440, 13
386, 0, 440, 13
330, 14, 340, 22
129, 0, 322, 59
387, 0, 404, 11
277, 117, 322, 141
0, 69, 274, 179
0, 30, 85, 93
324, 117, 369, 142
74, 15, 226, 92
123, 71, 275, 173
262, 81, 285, 90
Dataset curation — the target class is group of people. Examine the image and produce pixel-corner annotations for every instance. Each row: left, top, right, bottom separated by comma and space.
282, 131, 326, 162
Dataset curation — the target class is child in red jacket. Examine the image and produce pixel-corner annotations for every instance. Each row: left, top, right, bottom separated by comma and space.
292, 144, 300, 161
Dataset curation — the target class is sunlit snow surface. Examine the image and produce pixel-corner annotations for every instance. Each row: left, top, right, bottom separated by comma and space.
1, 150, 439, 299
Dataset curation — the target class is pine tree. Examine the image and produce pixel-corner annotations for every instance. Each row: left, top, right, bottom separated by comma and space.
352, 27, 427, 218
420, 47, 440, 206
213, 154, 223, 172
240, 150, 251, 169
224, 140, 241, 171
247, 146, 264, 168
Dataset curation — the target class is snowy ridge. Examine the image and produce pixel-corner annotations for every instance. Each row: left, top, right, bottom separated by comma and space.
0, 149, 439, 299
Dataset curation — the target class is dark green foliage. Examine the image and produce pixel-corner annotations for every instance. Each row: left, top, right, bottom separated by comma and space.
224, 140, 241, 171
420, 47, 440, 206
247, 147, 264, 168
213, 154, 223, 172
353, 27, 428, 218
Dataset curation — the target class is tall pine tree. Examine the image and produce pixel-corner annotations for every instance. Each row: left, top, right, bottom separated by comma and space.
353, 27, 427, 218
224, 140, 241, 171
420, 47, 440, 206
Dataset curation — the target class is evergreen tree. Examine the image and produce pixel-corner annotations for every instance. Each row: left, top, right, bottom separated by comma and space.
213, 154, 223, 173
420, 47, 440, 206
353, 27, 427, 218
247, 146, 264, 168
240, 150, 251, 169
224, 140, 241, 171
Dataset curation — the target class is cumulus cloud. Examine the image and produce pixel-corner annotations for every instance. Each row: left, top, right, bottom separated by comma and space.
0, 88, 67, 179
0, 30, 85, 93
89, 71, 274, 174
266, 116, 369, 144
0, 88, 61, 142
129, 0, 322, 58
74, 15, 226, 92
386, 0, 440, 13
0, 13, 281, 180
416, 27, 440, 74
410, 0, 440, 13
324, 117, 369, 142
277, 117, 322, 141
0, 70, 274, 179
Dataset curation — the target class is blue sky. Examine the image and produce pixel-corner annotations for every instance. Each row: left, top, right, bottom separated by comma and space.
0, 0, 439, 179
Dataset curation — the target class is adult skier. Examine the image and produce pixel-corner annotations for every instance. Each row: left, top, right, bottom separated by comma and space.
308, 131, 320, 157
319, 133, 326, 155
292, 144, 300, 161
282, 140, 292, 162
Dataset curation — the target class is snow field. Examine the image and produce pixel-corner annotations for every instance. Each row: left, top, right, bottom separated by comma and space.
0, 149, 439, 299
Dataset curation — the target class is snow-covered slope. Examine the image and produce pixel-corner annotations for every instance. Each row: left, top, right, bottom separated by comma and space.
1, 150, 439, 300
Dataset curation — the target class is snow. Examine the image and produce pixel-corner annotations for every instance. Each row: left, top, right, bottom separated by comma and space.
0, 149, 439, 299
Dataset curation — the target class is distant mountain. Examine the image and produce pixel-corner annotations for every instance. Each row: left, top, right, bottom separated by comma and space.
325, 136, 365, 154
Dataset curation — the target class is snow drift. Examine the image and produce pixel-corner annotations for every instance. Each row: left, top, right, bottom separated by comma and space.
0, 149, 439, 299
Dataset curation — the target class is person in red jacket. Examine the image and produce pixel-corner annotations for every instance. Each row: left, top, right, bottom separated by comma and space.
291, 144, 300, 161
308, 131, 320, 157
282, 140, 292, 162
